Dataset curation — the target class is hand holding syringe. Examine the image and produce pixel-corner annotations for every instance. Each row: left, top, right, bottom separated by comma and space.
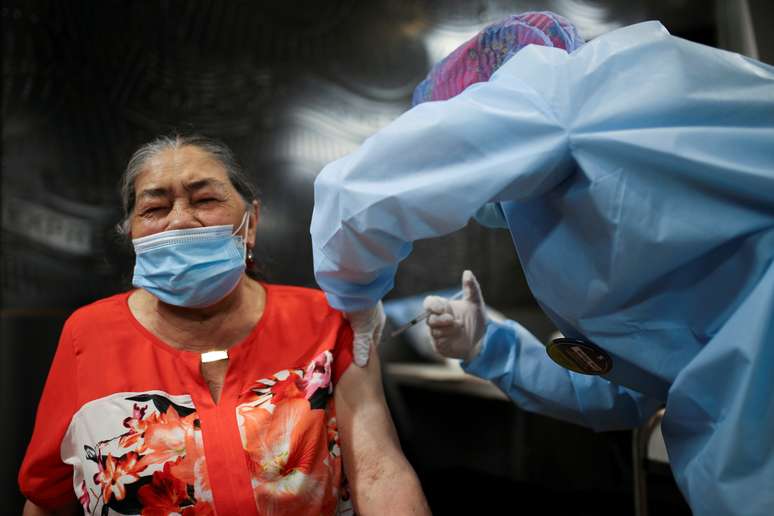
390, 289, 464, 338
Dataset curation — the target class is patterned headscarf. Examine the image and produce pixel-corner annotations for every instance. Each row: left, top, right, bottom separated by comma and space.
412, 11, 584, 106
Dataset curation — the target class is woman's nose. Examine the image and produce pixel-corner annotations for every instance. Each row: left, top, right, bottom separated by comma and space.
165, 203, 201, 230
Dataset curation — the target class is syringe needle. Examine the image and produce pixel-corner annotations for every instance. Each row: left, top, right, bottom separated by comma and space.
389, 289, 464, 338
390, 311, 431, 338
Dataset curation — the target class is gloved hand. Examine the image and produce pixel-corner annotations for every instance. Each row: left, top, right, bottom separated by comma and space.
345, 301, 386, 367
423, 270, 487, 361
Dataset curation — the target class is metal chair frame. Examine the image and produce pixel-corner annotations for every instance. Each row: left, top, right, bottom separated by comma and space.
632, 408, 667, 516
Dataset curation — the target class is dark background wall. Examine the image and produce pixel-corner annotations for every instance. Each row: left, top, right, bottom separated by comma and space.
3, 0, 764, 513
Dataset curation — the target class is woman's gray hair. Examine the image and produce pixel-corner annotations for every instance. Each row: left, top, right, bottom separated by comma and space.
117, 134, 258, 236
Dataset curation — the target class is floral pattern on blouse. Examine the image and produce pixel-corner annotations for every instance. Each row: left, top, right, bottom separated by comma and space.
236, 350, 352, 515
68, 351, 350, 515
72, 393, 214, 515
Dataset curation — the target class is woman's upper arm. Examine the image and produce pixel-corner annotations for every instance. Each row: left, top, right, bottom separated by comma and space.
19, 319, 79, 509
22, 500, 51, 516
22, 499, 79, 516
334, 346, 404, 481
334, 347, 430, 515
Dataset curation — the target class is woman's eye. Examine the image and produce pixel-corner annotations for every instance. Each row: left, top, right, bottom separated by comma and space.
196, 198, 217, 204
141, 207, 165, 216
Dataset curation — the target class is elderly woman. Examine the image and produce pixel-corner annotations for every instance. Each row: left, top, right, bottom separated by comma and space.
19, 135, 430, 515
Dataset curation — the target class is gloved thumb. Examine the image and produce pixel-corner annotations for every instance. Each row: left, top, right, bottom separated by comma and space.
462, 270, 483, 306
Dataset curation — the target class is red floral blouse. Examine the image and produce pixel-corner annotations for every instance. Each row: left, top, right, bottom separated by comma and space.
19, 284, 354, 515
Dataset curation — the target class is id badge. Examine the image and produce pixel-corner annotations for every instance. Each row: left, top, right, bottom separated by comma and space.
547, 338, 612, 375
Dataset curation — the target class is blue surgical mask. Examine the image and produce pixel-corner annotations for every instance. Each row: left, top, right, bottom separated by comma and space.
131, 212, 250, 308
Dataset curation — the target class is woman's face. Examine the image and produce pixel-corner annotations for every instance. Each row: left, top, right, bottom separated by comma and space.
129, 145, 258, 241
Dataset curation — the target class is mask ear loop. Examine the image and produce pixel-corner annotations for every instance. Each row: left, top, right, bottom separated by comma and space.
232, 210, 251, 256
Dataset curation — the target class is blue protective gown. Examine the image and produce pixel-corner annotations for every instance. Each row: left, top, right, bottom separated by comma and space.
311, 21, 774, 515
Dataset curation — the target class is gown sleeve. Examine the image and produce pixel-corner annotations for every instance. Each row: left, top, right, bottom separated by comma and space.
18, 318, 79, 509
311, 41, 575, 311
464, 319, 662, 431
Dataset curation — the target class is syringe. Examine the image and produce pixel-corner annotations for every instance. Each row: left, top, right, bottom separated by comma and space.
390, 289, 465, 338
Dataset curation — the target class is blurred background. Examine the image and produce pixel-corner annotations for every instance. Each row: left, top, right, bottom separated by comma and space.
2, 0, 771, 513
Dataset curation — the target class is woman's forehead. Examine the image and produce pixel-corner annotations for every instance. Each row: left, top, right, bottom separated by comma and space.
135, 146, 230, 190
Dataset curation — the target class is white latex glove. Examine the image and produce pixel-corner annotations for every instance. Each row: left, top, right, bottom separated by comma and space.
345, 301, 386, 367
423, 270, 487, 361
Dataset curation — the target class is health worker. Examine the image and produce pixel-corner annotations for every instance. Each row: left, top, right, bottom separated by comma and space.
310, 11, 774, 516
